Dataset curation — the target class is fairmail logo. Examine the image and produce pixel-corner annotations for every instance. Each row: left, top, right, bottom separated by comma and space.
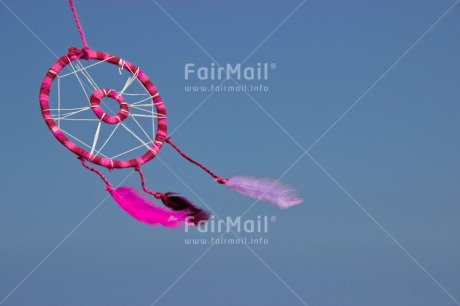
184, 62, 276, 81
184, 215, 276, 233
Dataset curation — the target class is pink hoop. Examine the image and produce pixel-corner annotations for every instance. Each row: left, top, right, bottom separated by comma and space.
39, 49, 167, 169
90, 89, 129, 124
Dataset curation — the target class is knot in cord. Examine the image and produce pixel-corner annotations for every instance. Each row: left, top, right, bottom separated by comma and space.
216, 177, 228, 184
81, 46, 91, 59
67, 46, 90, 60
156, 193, 167, 200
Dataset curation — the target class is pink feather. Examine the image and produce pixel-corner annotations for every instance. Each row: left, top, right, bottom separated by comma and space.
111, 186, 188, 228
225, 176, 303, 209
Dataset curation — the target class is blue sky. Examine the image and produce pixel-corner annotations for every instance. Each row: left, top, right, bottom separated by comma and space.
1, 1, 460, 305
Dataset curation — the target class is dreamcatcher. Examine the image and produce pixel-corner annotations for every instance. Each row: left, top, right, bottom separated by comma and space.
39, 0, 303, 228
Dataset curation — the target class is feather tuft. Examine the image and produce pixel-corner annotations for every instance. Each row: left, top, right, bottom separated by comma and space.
111, 187, 187, 228
161, 193, 210, 225
225, 176, 303, 209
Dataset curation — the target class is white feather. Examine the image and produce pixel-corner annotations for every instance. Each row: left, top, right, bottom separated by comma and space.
225, 175, 303, 209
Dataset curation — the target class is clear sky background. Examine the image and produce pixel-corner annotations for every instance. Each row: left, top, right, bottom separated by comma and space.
1, 1, 460, 305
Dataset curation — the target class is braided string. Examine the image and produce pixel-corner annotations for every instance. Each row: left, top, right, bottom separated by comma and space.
135, 166, 165, 200
165, 137, 227, 184
69, 0, 90, 51
79, 157, 113, 192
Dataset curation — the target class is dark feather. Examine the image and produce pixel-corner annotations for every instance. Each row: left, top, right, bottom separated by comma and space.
161, 192, 210, 225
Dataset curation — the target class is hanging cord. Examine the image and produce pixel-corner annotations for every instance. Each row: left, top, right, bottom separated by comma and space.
79, 157, 113, 193
165, 137, 227, 184
135, 166, 165, 200
69, 0, 90, 54
135, 165, 211, 225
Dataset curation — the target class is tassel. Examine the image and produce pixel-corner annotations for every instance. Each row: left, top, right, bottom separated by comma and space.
111, 186, 188, 228
225, 176, 303, 209
161, 193, 210, 225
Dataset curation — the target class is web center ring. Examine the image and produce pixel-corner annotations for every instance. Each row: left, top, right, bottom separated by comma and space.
90, 89, 129, 124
